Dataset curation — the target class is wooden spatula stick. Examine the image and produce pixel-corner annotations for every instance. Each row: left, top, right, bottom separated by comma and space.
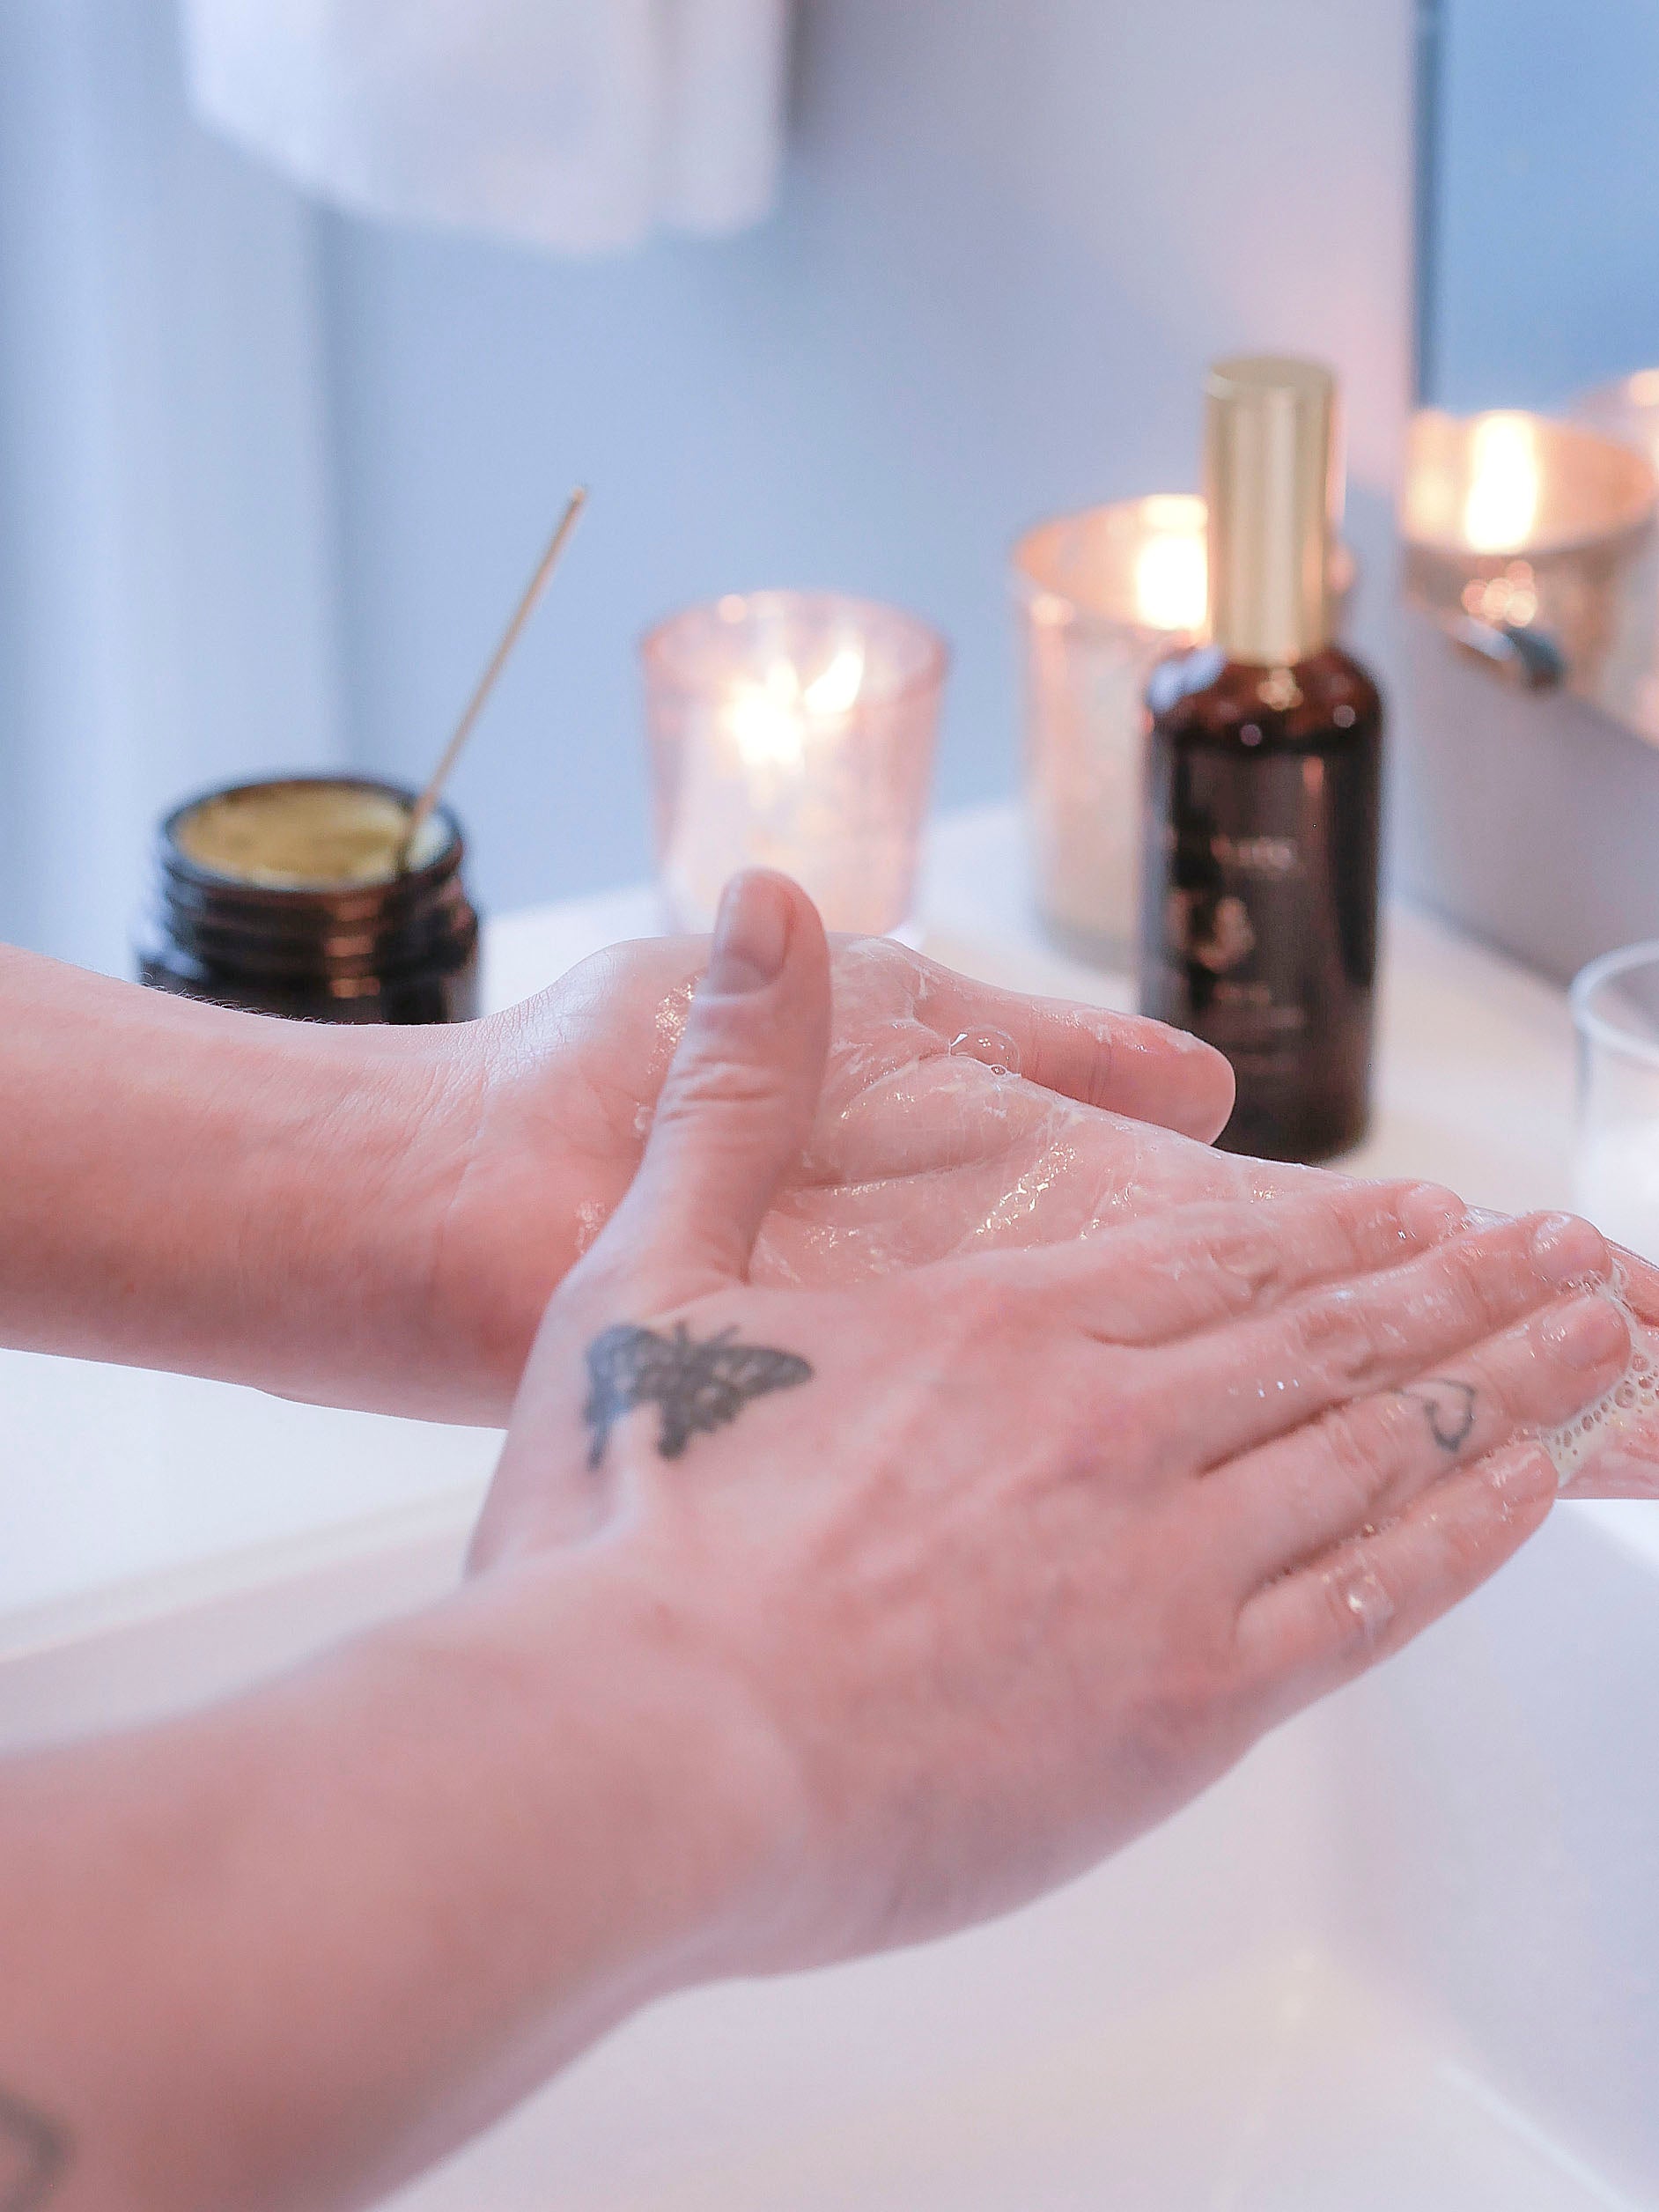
401, 484, 587, 866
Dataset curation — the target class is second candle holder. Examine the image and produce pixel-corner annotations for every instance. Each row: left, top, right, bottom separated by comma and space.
1012, 496, 1207, 969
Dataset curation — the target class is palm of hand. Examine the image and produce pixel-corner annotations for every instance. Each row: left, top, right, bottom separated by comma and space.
467, 931, 1264, 1304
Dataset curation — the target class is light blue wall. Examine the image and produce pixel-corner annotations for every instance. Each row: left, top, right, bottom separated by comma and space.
0, 0, 1419, 961
1428, 0, 1659, 410
0, 0, 343, 971
321, 0, 1418, 918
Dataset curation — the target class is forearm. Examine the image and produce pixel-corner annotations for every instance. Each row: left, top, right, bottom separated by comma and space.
0, 947, 489, 1415
0, 1556, 777, 2212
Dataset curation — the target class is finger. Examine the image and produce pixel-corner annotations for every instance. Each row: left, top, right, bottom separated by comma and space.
594, 870, 830, 1301
1234, 1441, 1557, 1720
908, 962, 1236, 1141
1214, 1287, 1629, 1582
946, 1179, 1471, 1346
1152, 1208, 1613, 1474
1611, 1243, 1659, 1328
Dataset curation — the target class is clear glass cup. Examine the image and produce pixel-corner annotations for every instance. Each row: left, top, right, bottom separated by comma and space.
641, 591, 947, 937
1571, 940, 1659, 1261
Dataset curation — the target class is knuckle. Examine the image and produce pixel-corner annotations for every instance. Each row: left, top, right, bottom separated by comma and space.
1287, 1287, 1380, 1381
1313, 1398, 1405, 1508
660, 1048, 785, 1121
1444, 1231, 1537, 1331
1193, 1218, 1287, 1316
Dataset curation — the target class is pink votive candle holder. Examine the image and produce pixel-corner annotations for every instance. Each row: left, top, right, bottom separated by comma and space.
1012, 495, 1208, 970
641, 591, 947, 937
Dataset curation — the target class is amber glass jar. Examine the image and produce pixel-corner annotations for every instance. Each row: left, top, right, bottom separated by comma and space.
136, 776, 480, 1023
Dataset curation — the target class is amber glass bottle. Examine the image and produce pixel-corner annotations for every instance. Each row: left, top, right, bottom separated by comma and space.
1138, 358, 1382, 1162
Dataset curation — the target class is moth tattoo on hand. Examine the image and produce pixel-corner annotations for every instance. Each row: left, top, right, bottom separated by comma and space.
583, 1322, 813, 1467
1396, 1376, 1478, 1452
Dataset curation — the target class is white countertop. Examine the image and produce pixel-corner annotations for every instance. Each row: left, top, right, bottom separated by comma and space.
0, 802, 1627, 1660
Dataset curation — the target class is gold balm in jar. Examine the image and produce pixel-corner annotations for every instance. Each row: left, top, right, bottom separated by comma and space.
138, 776, 480, 1022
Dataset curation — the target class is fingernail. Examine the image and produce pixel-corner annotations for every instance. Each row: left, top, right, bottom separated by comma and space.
1530, 1211, 1611, 1290
706, 872, 793, 995
1539, 1289, 1629, 1369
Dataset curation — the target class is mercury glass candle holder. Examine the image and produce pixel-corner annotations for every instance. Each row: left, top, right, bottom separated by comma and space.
1401, 409, 1658, 712
1011, 496, 1208, 968
642, 591, 946, 937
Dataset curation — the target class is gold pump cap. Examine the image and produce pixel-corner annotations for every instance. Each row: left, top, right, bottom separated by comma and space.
1204, 355, 1337, 665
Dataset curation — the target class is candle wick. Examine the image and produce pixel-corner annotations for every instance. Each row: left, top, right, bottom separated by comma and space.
400, 485, 588, 870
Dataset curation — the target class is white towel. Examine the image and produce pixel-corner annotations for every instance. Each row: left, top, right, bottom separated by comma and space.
180, 0, 792, 255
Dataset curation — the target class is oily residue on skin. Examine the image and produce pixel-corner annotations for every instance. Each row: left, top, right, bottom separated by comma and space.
638, 944, 1659, 1498
731, 936, 1236, 1280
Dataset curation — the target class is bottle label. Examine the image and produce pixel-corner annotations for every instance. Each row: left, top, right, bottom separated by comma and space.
1141, 730, 1380, 1154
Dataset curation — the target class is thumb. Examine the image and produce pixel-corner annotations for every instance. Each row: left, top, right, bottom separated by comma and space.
603, 869, 830, 1301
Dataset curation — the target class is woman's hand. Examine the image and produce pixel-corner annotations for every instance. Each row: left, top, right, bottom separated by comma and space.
407, 927, 1240, 1419
0, 922, 1233, 1427
4, 875, 1626, 2212
474, 873, 1629, 1965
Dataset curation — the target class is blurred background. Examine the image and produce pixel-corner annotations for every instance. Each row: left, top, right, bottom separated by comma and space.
0, 0, 1654, 976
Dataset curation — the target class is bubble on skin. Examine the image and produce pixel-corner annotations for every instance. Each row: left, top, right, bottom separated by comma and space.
947, 1027, 1022, 1083
1390, 1206, 1659, 1493
1539, 1262, 1659, 1486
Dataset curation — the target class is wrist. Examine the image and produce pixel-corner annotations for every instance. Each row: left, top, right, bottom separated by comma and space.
414, 1545, 813, 1999
367, 1015, 591, 1423
224, 1021, 497, 1419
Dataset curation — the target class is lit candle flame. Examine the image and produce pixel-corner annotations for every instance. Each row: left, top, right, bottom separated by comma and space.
1133, 529, 1207, 632
801, 642, 866, 715
1462, 412, 1542, 554
726, 644, 866, 774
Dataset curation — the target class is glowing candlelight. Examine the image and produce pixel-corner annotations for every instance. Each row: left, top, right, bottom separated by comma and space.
1133, 524, 1208, 633
644, 595, 943, 937
1461, 413, 1543, 554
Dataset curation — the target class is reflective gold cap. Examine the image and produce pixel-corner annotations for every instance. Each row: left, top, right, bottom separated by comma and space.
1205, 355, 1337, 664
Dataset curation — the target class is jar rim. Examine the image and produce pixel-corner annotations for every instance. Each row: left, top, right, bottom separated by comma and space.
159, 774, 463, 900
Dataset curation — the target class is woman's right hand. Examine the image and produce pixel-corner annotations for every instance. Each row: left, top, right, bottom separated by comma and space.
475, 871, 1631, 1972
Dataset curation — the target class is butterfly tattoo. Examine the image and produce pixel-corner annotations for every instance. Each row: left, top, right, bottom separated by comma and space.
582, 1322, 814, 1468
